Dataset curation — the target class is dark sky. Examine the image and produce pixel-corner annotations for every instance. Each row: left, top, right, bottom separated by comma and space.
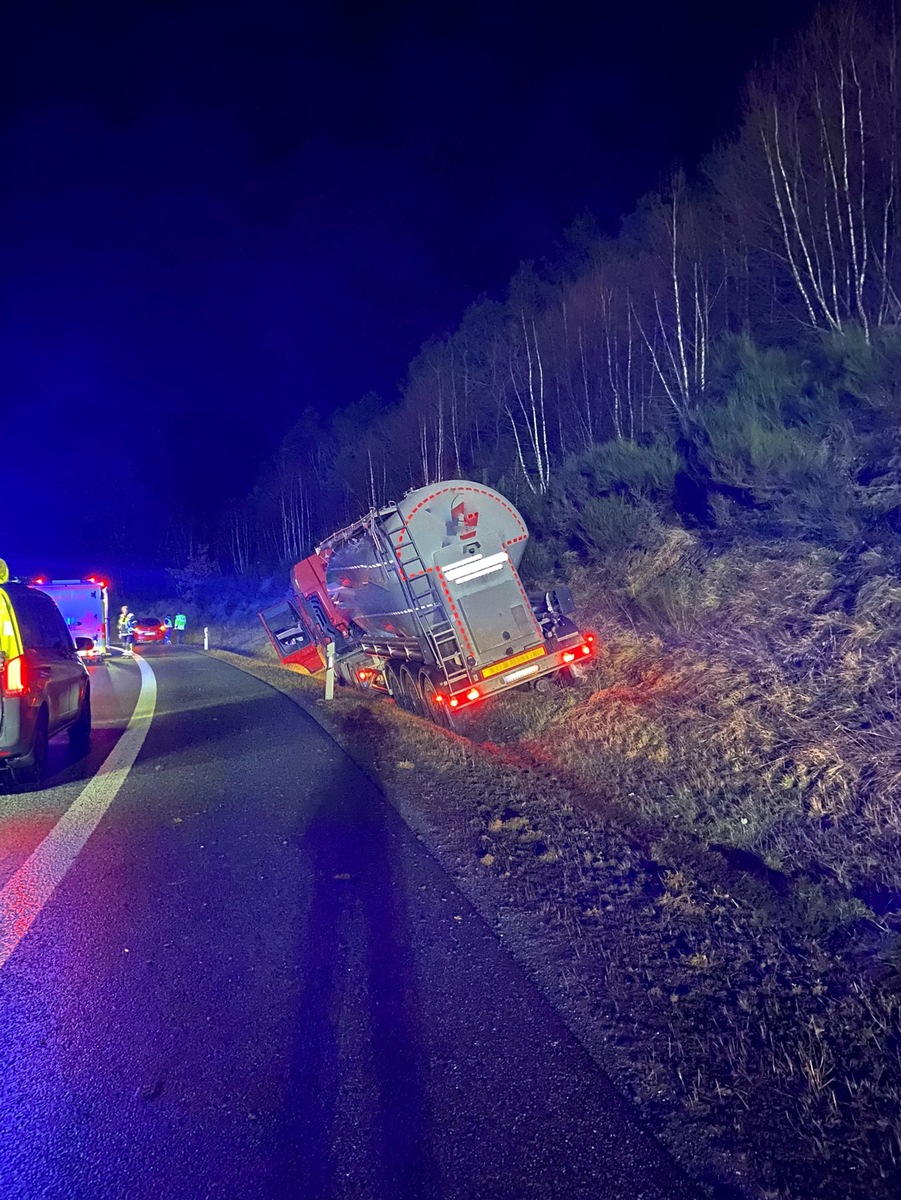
1, 0, 816, 567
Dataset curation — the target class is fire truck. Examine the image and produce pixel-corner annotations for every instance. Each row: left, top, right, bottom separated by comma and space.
259, 480, 592, 725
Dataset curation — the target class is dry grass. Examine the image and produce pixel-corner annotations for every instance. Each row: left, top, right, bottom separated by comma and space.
467, 538, 901, 1197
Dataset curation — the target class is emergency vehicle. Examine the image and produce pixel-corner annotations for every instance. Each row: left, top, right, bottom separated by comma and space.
29, 576, 111, 663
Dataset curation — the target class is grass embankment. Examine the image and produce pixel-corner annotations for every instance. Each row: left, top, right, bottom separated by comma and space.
216, 534, 901, 1200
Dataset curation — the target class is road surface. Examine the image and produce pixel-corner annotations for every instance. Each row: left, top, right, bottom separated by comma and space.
0, 648, 699, 1200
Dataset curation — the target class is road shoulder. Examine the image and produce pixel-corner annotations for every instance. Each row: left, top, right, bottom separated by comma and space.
209, 648, 734, 1199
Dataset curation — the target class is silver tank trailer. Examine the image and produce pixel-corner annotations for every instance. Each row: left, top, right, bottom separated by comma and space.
322, 480, 530, 643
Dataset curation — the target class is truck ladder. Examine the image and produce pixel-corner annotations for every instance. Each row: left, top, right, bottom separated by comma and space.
428, 619, 471, 688
378, 506, 472, 688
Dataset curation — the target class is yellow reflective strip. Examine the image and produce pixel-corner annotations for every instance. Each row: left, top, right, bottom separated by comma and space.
0, 591, 22, 658
480, 645, 546, 679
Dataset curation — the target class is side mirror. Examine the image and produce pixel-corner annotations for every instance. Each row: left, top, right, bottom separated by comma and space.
75, 637, 95, 652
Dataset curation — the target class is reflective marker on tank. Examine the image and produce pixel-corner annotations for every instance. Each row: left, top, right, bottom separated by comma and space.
443, 551, 509, 584
444, 550, 507, 578
443, 553, 484, 575
449, 561, 506, 584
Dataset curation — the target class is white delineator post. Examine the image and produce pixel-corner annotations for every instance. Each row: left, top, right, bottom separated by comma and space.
203, 626, 209, 651
324, 640, 335, 701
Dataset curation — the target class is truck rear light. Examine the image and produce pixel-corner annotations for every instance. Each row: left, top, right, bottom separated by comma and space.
562, 651, 576, 663
580, 644, 591, 656
466, 687, 480, 701
434, 693, 445, 703
449, 697, 459, 708
2, 655, 27, 697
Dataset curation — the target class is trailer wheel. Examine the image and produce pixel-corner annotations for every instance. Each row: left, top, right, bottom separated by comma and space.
398, 666, 425, 716
386, 662, 404, 707
386, 663, 415, 713
419, 671, 454, 729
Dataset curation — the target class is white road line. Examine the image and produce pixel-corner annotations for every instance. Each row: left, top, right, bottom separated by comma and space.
0, 654, 157, 970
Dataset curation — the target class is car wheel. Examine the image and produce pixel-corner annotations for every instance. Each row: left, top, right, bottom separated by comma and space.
13, 708, 49, 791
69, 688, 92, 757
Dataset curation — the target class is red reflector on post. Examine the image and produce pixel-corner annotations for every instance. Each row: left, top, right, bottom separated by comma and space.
3, 655, 26, 697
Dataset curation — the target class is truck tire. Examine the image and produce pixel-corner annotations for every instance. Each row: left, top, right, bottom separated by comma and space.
419, 671, 454, 729
386, 662, 405, 707
69, 688, 92, 757
13, 708, 49, 791
398, 666, 425, 716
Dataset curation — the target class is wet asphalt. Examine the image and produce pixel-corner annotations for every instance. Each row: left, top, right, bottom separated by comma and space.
0, 648, 699, 1200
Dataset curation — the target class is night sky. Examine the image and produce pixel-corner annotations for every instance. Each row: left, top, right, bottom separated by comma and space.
1, 0, 816, 568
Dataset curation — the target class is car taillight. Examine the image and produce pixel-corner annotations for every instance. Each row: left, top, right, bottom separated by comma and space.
2, 655, 27, 697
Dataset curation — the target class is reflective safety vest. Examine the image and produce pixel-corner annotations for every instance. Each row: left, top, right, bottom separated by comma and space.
174, 613, 187, 630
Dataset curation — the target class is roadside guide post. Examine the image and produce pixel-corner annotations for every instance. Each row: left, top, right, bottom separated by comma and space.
203, 626, 209, 651
324, 640, 335, 701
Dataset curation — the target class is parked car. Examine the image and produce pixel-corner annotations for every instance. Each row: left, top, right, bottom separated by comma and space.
132, 617, 167, 645
0, 579, 92, 788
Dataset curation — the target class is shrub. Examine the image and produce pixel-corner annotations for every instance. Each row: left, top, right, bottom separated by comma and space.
564, 437, 680, 500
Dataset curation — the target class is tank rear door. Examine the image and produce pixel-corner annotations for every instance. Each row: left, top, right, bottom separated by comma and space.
433, 540, 541, 666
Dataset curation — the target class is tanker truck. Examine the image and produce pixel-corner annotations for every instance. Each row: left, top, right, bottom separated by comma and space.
258, 480, 592, 725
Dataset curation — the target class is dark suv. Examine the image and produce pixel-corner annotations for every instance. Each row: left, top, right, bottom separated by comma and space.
0, 582, 92, 788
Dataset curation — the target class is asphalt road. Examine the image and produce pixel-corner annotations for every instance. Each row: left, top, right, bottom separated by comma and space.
0, 648, 699, 1200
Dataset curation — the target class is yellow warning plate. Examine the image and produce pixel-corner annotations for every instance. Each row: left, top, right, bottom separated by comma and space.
480, 645, 546, 679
